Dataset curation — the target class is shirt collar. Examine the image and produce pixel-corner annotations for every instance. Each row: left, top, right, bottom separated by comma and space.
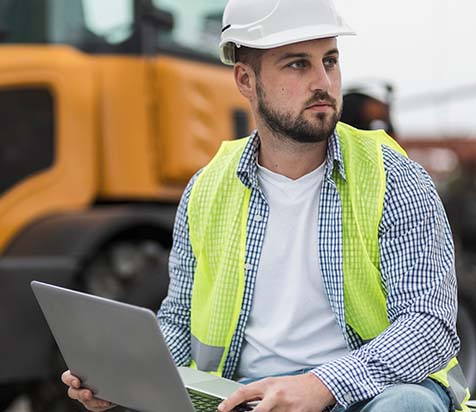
326, 128, 347, 182
236, 127, 347, 188
236, 130, 260, 189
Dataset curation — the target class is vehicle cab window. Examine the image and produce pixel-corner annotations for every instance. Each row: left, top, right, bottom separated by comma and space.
79, 0, 134, 45
154, 0, 226, 60
0, 0, 227, 61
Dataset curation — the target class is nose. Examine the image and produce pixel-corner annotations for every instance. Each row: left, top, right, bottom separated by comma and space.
309, 63, 331, 92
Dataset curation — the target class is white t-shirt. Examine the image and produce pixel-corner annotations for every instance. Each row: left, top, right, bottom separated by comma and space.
236, 161, 349, 379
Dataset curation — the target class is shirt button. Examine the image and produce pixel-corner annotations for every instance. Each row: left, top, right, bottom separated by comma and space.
253, 214, 263, 222
343, 393, 353, 404
244, 263, 253, 271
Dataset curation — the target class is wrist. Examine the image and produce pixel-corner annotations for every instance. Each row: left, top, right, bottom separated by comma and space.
306, 372, 336, 407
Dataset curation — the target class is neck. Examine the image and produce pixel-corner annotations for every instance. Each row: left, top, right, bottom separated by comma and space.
256, 123, 329, 180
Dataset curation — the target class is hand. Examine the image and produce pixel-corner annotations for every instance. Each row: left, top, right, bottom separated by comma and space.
218, 373, 335, 412
61, 370, 116, 411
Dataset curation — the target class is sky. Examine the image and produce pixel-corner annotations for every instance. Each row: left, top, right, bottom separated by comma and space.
333, 0, 476, 137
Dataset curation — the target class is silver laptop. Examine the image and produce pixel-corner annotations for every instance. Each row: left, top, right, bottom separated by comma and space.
31, 281, 249, 412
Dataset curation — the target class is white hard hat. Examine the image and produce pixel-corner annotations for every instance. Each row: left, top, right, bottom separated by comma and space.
219, 0, 355, 65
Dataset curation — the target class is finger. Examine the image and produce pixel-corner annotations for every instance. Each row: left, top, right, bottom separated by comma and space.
61, 370, 73, 385
67, 387, 92, 401
83, 398, 115, 411
252, 397, 277, 412
66, 384, 116, 412
70, 389, 115, 411
62, 370, 82, 389
67, 387, 80, 400
219, 383, 265, 412
68, 388, 92, 402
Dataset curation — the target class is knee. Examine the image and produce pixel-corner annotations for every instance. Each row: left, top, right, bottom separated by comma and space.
364, 383, 448, 412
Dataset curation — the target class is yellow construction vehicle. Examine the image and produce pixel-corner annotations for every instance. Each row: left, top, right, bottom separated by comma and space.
0, 0, 251, 410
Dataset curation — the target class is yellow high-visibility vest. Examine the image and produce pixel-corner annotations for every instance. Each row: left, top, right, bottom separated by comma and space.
187, 122, 470, 411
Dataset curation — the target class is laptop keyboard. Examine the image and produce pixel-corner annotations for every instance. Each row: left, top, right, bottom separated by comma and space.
187, 388, 253, 412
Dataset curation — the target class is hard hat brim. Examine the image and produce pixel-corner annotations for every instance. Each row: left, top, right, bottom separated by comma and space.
220, 23, 356, 65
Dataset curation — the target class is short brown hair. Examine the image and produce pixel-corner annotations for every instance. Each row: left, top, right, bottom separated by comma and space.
235, 46, 264, 74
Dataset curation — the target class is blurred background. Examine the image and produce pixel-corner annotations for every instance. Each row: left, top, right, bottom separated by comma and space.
0, 0, 475, 411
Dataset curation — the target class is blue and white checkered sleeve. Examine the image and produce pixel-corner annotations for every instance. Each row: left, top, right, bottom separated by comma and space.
157, 172, 201, 367
312, 147, 460, 408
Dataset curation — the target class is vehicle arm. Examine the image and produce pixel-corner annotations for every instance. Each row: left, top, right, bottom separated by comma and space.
311, 147, 460, 408
157, 173, 201, 367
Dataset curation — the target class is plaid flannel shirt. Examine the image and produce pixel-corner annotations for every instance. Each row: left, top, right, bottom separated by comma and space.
158, 129, 459, 409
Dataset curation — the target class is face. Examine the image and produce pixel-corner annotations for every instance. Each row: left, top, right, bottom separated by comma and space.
249, 38, 342, 144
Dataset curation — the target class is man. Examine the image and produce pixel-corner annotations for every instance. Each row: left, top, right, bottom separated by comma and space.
62, 0, 469, 411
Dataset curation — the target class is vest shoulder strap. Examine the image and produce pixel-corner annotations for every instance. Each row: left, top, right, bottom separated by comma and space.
335, 122, 407, 339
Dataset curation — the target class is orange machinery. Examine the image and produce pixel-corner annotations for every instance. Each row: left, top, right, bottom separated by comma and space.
0, 1, 252, 410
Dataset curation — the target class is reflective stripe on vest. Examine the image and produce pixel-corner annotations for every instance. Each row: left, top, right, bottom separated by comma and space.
187, 123, 470, 410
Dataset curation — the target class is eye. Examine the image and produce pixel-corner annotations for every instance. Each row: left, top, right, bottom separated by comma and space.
287, 60, 309, 69
324, 56, 339, 69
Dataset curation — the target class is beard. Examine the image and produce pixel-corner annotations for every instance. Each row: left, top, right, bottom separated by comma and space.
256, 78, 342, 144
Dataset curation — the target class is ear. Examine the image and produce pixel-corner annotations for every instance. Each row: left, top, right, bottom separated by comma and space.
234, 62, 256, 101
